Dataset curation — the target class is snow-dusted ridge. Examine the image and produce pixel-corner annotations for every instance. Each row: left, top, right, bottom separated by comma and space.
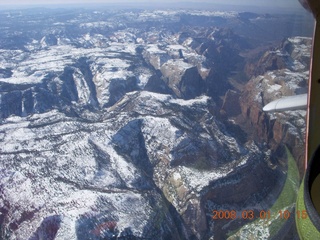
0, 87, 265, 239
0, 7, 312, 239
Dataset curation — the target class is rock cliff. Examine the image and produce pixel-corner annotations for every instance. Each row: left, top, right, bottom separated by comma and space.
222, 37, 311, 175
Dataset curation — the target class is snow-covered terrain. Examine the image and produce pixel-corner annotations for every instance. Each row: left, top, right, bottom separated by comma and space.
0, 6, 313, 240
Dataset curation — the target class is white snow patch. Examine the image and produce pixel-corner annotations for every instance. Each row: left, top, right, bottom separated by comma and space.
266, 84, 282, 93
137, 72, 152, 88
145, 44, 166, 54
170, 95, 210, 106
188, 10, 238, 18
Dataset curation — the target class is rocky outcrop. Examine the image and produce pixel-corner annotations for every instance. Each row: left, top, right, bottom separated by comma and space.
250, 51, 289, 76
107, 92, 284, 239
160, 60, 206, 99
0, 83, 60, 119
226, 37, 311, 175
40, 34, 58, 48
142, 46, 171, 70
220, 89, 242, 117
144, 71, 174, 95
245, 37, 312, 78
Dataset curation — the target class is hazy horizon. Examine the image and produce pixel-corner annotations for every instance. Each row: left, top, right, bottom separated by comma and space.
0, 0, 303, 9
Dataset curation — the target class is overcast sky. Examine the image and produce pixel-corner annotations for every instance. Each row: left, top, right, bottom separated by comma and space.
0, 0, 302, 7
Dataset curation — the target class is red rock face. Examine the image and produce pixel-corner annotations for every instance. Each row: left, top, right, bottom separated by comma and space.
239, 92, 303, 172
220, 90, 242, 117
234, 38, 309, 176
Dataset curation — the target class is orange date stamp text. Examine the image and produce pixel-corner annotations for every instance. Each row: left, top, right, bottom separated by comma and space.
212, 210, 308, 220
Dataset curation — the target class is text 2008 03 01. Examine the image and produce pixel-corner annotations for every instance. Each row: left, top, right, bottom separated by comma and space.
212, 210, 308, 220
